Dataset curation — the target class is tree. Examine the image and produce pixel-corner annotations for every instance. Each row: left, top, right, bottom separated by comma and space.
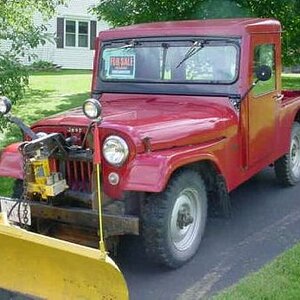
0, 0, 66, 106
0, 0, 66, 129
91, 0, 203, 26
92, 0, 300, 66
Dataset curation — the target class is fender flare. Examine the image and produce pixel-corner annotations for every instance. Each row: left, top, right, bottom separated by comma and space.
123, 145, 225, 193
0, 143, 24, 179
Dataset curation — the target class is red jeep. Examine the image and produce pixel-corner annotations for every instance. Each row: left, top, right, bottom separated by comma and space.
1, 18, 300, 268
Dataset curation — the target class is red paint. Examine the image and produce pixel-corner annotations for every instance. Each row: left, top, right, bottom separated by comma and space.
98, 19, 281, 42
0, 143, 24, 179
93, 124, 101, 165
1, 19, 300, 200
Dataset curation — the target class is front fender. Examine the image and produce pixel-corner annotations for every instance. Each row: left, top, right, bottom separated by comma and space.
123, 141, 225, 193
0, 143, 24, 179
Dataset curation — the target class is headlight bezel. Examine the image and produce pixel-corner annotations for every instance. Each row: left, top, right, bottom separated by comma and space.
83, 98, 102, 120
102, 135, 129, 167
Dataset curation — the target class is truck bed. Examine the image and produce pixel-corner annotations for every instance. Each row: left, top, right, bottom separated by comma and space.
282, 90, 300, 103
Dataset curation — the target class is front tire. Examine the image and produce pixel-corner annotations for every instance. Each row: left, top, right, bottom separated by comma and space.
275, 122, 300, 186
141, 169, 207, 268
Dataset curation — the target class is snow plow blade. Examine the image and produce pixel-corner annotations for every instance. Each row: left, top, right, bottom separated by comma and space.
0, 213, 128, 300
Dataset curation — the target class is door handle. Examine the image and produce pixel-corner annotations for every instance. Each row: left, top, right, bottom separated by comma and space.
273, 93, 284, 102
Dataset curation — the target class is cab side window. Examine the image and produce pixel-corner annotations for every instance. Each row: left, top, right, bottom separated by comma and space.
253, 44, 275, 96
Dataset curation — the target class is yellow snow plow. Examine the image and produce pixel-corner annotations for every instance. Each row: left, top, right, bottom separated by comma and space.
0, 213, 128, 300
0, 97, 129, 299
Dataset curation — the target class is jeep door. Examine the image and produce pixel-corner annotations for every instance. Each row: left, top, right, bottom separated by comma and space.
247, 33, 281, 166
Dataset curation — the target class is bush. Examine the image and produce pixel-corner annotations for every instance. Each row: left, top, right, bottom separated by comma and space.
0, 54, 29, 103
29, 60, 60, 71
0, 54, 29, 129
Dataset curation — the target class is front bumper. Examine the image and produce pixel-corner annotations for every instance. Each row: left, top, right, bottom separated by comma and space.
0, 196, 139, 246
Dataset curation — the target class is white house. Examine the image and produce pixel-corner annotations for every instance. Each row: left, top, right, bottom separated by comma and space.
4, 0, 109, 70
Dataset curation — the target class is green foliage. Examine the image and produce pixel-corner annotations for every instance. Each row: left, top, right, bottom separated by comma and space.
0, 54, 29, 103
29, 60, 60, 71
0, 53, 29, 129
0, 0, 66, 56
241, 0, 300, 67
92, 0, 300, 66
92, 0, 201, 26
0, 0, 67, 128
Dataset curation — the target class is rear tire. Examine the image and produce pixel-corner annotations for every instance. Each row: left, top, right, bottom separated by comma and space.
275, 122, 300, 186
141, 169, 207, 268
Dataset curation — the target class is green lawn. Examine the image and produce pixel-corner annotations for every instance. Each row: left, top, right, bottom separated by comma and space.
0, 69, 92, 196
282, 73, 300, 89
214, 243, 300, 300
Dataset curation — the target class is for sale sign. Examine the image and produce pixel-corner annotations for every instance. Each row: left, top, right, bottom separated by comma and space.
108, 55, 135, 79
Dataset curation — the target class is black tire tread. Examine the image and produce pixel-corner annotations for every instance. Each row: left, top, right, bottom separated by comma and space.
275, 122, 300, 186
141, 169, 207, 268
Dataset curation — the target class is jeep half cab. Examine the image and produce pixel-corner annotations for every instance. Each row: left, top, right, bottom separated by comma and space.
1, 18, 300, 268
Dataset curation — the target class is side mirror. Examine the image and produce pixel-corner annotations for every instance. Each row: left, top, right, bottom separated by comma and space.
255, 65, 272, 82
0, 96, 12, 115
240, 65, 273, 103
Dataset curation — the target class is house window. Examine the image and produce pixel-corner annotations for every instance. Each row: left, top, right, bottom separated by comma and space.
78, 22, 89, 47
65, 20, 89, 48
66, 20, 76, 47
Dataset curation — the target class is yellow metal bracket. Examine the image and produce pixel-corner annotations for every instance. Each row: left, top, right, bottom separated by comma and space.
96, 163, 106, 253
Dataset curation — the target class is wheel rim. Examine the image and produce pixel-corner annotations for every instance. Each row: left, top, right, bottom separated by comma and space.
290, 134, 300, 178
170, 188, 201, 252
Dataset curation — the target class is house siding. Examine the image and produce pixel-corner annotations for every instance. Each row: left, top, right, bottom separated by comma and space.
1, 0, 109, 70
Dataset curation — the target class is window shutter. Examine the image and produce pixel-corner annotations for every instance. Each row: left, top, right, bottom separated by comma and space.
57, 18, 65, 48
90, 20, 97, 50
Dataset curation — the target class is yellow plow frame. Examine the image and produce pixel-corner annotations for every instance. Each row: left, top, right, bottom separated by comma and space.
0, 162, 129, 299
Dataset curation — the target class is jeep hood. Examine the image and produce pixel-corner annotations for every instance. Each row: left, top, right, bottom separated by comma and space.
32, 94, 238, 152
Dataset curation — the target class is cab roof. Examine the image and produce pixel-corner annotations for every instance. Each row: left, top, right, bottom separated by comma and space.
99, 18, 281, 41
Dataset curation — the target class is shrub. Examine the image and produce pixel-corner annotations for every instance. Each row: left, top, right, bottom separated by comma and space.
0, 54, 29, 129
29, 60, 60, 71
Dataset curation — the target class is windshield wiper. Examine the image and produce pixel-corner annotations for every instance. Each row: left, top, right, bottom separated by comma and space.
120, 39, 139, 49
108, 39, 140, 51
176, 40, 205, 69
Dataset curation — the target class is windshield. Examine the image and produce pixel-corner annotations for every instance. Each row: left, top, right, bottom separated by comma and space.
100, 39, 239, 84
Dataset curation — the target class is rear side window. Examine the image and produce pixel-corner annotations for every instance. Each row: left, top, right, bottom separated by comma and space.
253, 44, 276, 96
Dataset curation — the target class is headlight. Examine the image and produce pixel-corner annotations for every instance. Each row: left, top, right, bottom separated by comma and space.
103, 136, 129, 166
83, 98, 102, 119
0, 96, 12, 115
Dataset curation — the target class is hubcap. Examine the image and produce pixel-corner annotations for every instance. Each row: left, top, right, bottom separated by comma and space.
170, 188, 201, 252
290, 134, 300, 178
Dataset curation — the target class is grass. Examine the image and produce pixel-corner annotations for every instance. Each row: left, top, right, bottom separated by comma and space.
29, 69, 92, 76
214, 243, 300, 300
282, 73, 300, 89
0, 69, 92, 196
0, 69, 92, 149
